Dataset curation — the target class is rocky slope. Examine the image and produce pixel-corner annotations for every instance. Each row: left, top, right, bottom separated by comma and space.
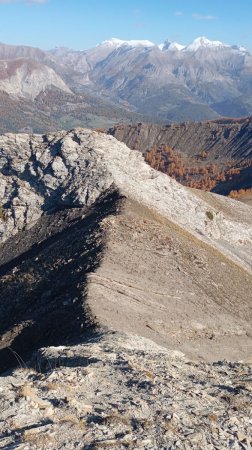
0, 129, 252, 448
0, 58, 71, 100
0, 333, 251, 450
109, 119, 252, 195
109, 118, 252, 159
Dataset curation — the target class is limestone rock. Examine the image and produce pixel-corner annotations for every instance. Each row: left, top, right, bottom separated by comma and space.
0, 128, 252, 271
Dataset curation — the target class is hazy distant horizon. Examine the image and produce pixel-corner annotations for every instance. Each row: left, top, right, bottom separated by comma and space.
0, 0, 251, 52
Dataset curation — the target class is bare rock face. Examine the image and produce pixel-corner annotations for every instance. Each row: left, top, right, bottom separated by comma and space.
108, 119, 252, 159
0, 130, 112, 241
0, 59, 71, 99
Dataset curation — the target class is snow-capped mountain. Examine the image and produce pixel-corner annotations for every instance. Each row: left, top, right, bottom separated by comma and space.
98, 38, 155, 48
99, 36, 238, 53
184, 36, 229, 52
159, 41, 185, 51
0, 36, 252, 131
83, 36, 252, 121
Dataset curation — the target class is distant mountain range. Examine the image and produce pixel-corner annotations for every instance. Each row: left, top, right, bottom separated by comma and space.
1, 37, 252, 132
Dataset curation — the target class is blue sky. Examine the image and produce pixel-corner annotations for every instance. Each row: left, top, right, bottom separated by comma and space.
0, 0, 252, 51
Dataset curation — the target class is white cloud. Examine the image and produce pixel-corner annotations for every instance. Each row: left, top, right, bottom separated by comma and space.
192, 13, 216, 20
174, 11, 183, 17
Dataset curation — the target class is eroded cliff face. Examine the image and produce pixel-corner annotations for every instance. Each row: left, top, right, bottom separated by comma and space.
109, 119, 252, 159
108, 119, 252, 195
0, 130, 114, 242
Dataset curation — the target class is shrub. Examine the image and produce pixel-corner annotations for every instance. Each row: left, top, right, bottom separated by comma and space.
206, 211, 214, 221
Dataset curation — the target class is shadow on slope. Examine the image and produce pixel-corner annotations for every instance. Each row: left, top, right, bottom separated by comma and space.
0, 188, 123, 373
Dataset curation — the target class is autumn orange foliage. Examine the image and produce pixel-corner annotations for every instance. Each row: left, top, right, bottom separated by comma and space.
145, 144, 252, 193
229, 188, 252, 198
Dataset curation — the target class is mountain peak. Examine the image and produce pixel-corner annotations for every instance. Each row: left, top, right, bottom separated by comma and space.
231, 44, 248, 53
185, 36, 229, 51
98, 38, 155, 48
159, 40, 185, 51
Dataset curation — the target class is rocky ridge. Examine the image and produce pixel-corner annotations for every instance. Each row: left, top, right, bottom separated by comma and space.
0, 129, 252, 449
1, 129, 252, 267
